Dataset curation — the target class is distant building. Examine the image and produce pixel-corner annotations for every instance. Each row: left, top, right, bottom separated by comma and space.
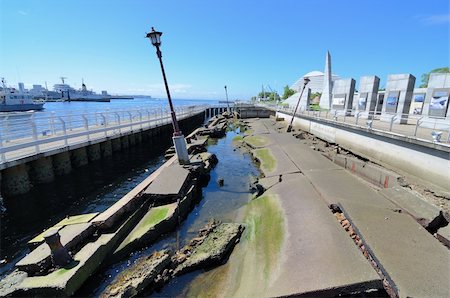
290, 70, 340, 94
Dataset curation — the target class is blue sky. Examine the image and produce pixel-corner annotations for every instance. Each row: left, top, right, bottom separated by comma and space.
0, 0, 449, 100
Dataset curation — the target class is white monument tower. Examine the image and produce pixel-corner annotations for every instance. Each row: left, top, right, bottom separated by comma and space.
320, 51, 332, 110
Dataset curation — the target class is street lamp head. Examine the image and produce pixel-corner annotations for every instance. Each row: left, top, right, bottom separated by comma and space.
303, 77, 310, 86
146, 27, 163, 47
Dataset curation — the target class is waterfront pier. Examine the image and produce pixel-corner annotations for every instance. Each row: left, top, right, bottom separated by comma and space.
0, 105, 231, 196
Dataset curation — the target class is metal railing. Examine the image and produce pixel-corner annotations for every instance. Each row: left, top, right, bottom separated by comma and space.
258, 103, 450, 145
0, 105, 211, 164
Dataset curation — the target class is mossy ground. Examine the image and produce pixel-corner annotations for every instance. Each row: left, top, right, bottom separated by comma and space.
54, 213, 99, 227
244, 135, 269, 148
132, 206, 169, 239
243, 129, 254, 136
254, 148, 276, 172
187, 194, 285, 297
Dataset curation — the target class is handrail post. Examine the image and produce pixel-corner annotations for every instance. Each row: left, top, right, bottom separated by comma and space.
127, 111, 133, 132
0, 132, 5, 163
114, 112, 121, 134
59, 117, 69, 147
100, 113, 107, 137
31, 115, 40, 154
51, 111, 56, 135
389, 115, 396, 131
414, 117, 423, 136
82, 115, 90, 141
447, 126, 450, 143
138, 111, 143, 130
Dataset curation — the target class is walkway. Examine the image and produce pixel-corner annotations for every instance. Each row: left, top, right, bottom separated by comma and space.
264, 103, 450, 145
240, 118, 449, 297
0, 105, 227, 167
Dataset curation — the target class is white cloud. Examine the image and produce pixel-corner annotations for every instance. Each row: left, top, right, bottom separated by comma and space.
420, 13, 450, 25
17, 10, 28, 16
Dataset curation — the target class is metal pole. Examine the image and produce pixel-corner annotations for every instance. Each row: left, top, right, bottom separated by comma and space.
287, 80, 309, 132
224, 85, 230, 114
155, 46, 181, 136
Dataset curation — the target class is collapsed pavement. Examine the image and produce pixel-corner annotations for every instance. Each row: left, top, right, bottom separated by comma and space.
227, 118, 449, 298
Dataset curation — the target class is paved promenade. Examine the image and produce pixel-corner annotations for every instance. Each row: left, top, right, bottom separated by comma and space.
240, 118, 449, 297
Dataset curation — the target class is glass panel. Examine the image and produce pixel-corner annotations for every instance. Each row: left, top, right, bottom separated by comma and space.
429, 90, 449, 117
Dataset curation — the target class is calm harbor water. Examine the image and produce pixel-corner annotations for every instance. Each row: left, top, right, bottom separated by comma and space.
40, 97, 219, 115
0, 97, 219, 141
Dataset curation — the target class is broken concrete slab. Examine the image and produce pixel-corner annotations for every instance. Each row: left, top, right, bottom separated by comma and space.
143, 165, 191, 200
333, 154, 399, 188
15, 204, 147, 296
178, 184, 198, 219
16, 223, 94, 273
252, 145, 299, 177
190, 152, 218, 172
27, 226, 63, 248
113, 203, 178, 260
0, 270, 28, 297
265, 174, 382, 297
91, 156, 176, 230
18, 233, 116, 296
436, 225, 450, 247
243, 135, 271, 148
258, 173, 299, 190
173, 223, 244, 276
54, 213, 99, 227
380, 186, 442, 227
100, 250, 171, 298
340, 199, 450, 298
278, 137, 450, 297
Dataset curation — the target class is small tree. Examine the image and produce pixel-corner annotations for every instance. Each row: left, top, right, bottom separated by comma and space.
420, 67, 449, 88
282, 85, 296, 99
257, 91, 279, 101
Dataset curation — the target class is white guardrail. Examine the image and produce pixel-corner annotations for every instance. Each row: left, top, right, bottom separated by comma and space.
0, 105, 210, 164
258, 103, 450, 145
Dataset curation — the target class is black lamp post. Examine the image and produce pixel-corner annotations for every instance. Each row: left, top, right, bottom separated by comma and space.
286, 77, 310, 132
224, 85, 230, 114
146, 27, 189, 164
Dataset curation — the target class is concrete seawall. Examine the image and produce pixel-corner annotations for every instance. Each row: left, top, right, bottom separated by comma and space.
0, 112, 205, 197
277, 111, 450, 192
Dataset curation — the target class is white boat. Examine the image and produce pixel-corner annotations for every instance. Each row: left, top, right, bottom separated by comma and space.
53, 78, 111, 102
0, 79, 44, 112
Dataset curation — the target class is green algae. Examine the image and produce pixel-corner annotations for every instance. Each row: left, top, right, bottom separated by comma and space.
232, 135, 243, 141
54, 213, 99, 227
243, 129, 254, 136
254, 148, 276, 172
131, 206, 169, 240
244, 194, 284, 278
186, 193, 285, 297
244, 135, 268, 148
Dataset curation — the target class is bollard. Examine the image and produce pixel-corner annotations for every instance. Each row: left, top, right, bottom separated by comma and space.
44, 229, 73, 267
